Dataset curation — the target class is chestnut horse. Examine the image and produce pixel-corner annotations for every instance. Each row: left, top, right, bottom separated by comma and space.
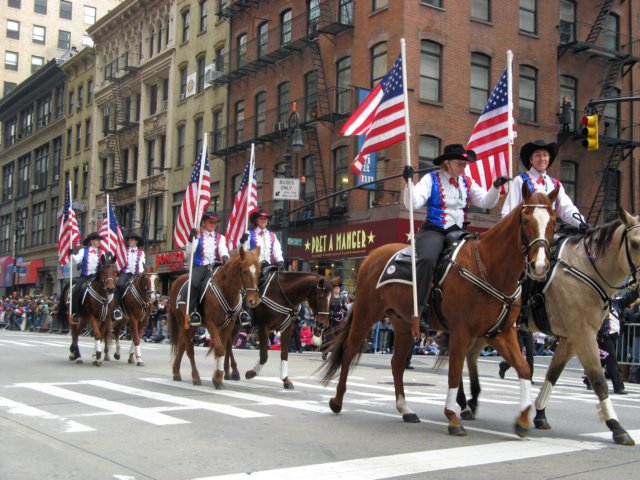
167, 247, 262, 389
110, 265, 159, 366
58, 253, 118, 366
458, 207, 639, 446
223, 271, 337, 389
320, 185, 558, 437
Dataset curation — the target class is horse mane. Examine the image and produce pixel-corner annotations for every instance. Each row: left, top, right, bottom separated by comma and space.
568, 219, 621, 259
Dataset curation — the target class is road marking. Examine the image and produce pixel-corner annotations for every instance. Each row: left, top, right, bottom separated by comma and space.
0, 339, 35, 346
193, 437, 605, 480
581, 429, 640, 441
0, 395, 94, 432
81, 380, 268, 418
15, 382, 188, 426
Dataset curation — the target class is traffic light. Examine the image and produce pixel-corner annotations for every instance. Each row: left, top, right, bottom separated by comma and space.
581, 114, 599, 151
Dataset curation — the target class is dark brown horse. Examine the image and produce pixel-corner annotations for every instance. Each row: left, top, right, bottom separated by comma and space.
223, 271, 338, 389
110, 265, 159, 366
167, 247, 262, 389
59, 253, 118, 366
458, 207, 640, 446
320, 185, 558, 437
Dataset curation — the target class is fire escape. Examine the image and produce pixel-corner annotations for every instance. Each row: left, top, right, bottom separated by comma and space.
558, 0, 640, 224
213, 0, 354, 223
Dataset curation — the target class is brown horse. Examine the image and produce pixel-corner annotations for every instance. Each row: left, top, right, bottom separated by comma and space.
59, 253, 119, 366
458, 207, 640, 446
320, 185, 558, 437
223, 271, 338, 389
110, 265, 159, 366
167, 247, 262, 389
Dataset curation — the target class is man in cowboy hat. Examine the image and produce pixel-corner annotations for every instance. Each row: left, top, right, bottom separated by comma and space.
186, 211, 229, 326
113, 232, 146, 321
501, 139, 586, 227
402, 144, 510, 318
69, 232, 103, 323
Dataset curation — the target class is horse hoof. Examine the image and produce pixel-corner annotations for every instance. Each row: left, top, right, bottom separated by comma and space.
173, 375, 182, 382
128, 358, 135, 364
402, 413, 420, 423
93, 360, 102, 367
68, 354, 76, 361
114, 353, 121, 360
514, 422, 529, 438
613, 432, 635, 446
231, 372, 241, 381
224, 373, 231, 380
193, 379, 202, 386
104, 355, 110, 361
283, 381, 295, 390
533, 418, 551, 430
136, 361, 144, 367
460, 407, 475, 421
329, 398, 342, 414
448, 425, 466, 436
245, 370, 257, 380
75, 358, 83, 364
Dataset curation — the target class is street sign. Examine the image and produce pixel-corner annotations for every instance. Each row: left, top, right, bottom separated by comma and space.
273, 178, 300, 200
16, 256, 23, 264
17, 266, 27, 274
287, 237, 303, 246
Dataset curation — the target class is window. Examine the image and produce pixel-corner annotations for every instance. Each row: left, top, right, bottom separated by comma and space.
336, 56, 351, 114
257, 21, 269, 58
52, 136, 62, 175
234, 100, 245, 144
17, 154, 30, 197
420, 40, 441, 102
559, 75, 576, 132
3, 81, 17, 96
255, 91, 266, 137
471, 0, 490, 21
419, 135, 440, 172
75, 123, 81, 153
146, 139, 155, 176
77, 85, 83, 109
309, 0, 320, 32
281, 9, 292, 46
85, 118, 91, 148
66, 128, 72, 155
7, 19, 19, 39
16, 207, 27, 250
422, 0, 442, 6
559, 0, 575, 43
8, 0, 21, 8
304, 70, 318, 121
603, 87, 620, 138
194, 118, 203, 163
32, 202, 46, 246
277, 82, 290, 124
58, 30, 71, 49
87, 79, 93, 103
33, 25, 45, 44
159, 135, 166, 169
560, 161, 577, 204
199, 0, 208, 32
373, 0, 388, 11
604, 13, 619, 51
60, 0, 72, 20
197, 56, 205, 93
212, 109, 223, 151
603, 169, 620, 222
371, 42, 387, 86
210, 181, 220, 214
237, 33, 247, 67
84, 5, 96, 24
49, 197, 58, 243
2, 163, 14, 202
0, 215, 10, 254
519, 0, 536, 34
68, 90, 74, 114
5, 51, 18, 70
179, 66, 187, 98
31, 55, 44, 73
519, 65, 537, 122
149, 83, 158, 114
470, 53, 490, 111
333, 147, 351, 209
181, 10, 190, 42
34, 145, 48, 189
339, 0, 353, 24
177, 125, 185, 167
301, 155, 316, 203
34, 0, 47, 15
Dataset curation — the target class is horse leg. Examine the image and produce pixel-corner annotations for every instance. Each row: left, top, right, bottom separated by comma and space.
246, 326, 269, 380
90, 317, 103, 367
444, 332, 470, 436
113, 319, 122, 361
280, 327, 294, 389
172, 336, 186, 382
68, 323, 82, 363
459, 338, 486, 421
210, 329, 226, 390
224, 337, 241, 381
489, 327, 532, 438
129, 320, 144, 366
183, 327, 202, 385
574, 336, 635, 446
388, 315, 419, 423
533, 339, 574, 430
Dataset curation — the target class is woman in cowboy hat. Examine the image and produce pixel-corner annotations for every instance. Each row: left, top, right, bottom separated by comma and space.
187, 211, 230, 326
239, 208, 285, 271
68, 232, 103, 322
501, 139, 586, 227
402, 144, 510, 316
113, 233, 147, 321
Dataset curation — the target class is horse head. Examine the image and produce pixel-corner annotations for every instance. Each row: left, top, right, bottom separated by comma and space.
520, 183, 558, 280
234, 246, 262, 308
309, 276, 340, 344
142, 265, 159, 303
618, 208, 640, 285
98, 253, 118, 293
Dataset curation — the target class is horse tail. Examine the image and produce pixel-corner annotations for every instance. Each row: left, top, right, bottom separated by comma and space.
317, 307, 363, 386
433, 331, 450, 371
166, 304, 180, 357
57, 284, 69, 323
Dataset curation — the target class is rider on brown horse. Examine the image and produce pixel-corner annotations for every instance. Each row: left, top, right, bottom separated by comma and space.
113, 232, 146, 321
69, 232, 103, 324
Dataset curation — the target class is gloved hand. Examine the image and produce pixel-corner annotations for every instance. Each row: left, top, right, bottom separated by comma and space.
493, 176, 511, 188
239, 233, 249, 244
186, 241, 197, 254
578, 222, 591, 234
276, 261, 285, 271
221, 255, 229, 264
402, 165, 415, 183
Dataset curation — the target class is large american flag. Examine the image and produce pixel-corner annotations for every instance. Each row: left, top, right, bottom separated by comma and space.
341, 54, 406, 177
465, 68, 515, 191
226, 146, 258, 249
57, 182, 81, 266
99, 201, 127, 271
173, 137, 211, 249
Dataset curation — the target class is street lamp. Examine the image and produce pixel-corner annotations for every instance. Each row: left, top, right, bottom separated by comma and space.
11, 208, 24, 296
281, 106, 304, 262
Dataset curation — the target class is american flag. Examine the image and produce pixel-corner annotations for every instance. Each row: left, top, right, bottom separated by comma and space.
341, 54, 406, 177
99, 201, 127, 271
173, 136, 211, 249
226, 145, 258, 249
465, 68, 515, 191
57, 182, 81, 266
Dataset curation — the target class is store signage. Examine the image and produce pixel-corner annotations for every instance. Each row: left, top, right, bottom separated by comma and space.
306, 228, 375, 259
155, 250, 186, 272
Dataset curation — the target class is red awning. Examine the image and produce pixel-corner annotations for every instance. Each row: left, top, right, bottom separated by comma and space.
16, 259, 45, 285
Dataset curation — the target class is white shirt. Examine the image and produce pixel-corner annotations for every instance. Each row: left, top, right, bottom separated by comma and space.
241, 227, 284, 264
71, 246, 100, 275
124, 247, 145, 274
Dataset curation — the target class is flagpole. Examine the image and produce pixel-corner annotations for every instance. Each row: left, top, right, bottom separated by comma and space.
243, 143, 256, 239
506, 50, 514, 179
400, 38, 420, 338
67, 181, 75, 326
184, 133, 208, 328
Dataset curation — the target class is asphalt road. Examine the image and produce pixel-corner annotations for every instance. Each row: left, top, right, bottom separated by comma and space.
1, 329, 639, 480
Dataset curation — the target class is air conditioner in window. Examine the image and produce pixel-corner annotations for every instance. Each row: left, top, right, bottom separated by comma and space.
82, 165, 89, 173
31, 184, 39, 191
204, 69, 222, 83
273, 122, 286, 132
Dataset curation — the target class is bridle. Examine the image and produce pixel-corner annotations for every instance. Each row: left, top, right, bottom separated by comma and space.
122, 272, 157, 322
519, 203, 554, 279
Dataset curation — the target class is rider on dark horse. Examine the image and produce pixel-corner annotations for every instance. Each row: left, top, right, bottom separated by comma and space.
238, 208, 285, 327
69, 232, 103, 324
113, 232, 146, 321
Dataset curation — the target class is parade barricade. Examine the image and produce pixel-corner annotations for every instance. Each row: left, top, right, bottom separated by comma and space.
617, 322, 640, 367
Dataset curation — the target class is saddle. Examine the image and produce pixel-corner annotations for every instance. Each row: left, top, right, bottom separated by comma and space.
176, 266, 222, 306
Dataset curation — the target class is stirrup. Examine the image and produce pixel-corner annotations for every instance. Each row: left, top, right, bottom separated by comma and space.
113, 308, 124, 321
239, 310, 251, 326
72, 314, 79, 325
189, 312, 202, 326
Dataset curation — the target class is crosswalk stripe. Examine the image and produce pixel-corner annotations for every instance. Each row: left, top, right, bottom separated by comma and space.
0, 395, 94, 432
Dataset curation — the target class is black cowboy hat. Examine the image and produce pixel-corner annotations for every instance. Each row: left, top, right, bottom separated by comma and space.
433, 144, 477, 166
125, 233, 144, 246
250, 208, 272, 223
201, 211, 220, 223
83, 232, 102, 246
520, 140, 558, 169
